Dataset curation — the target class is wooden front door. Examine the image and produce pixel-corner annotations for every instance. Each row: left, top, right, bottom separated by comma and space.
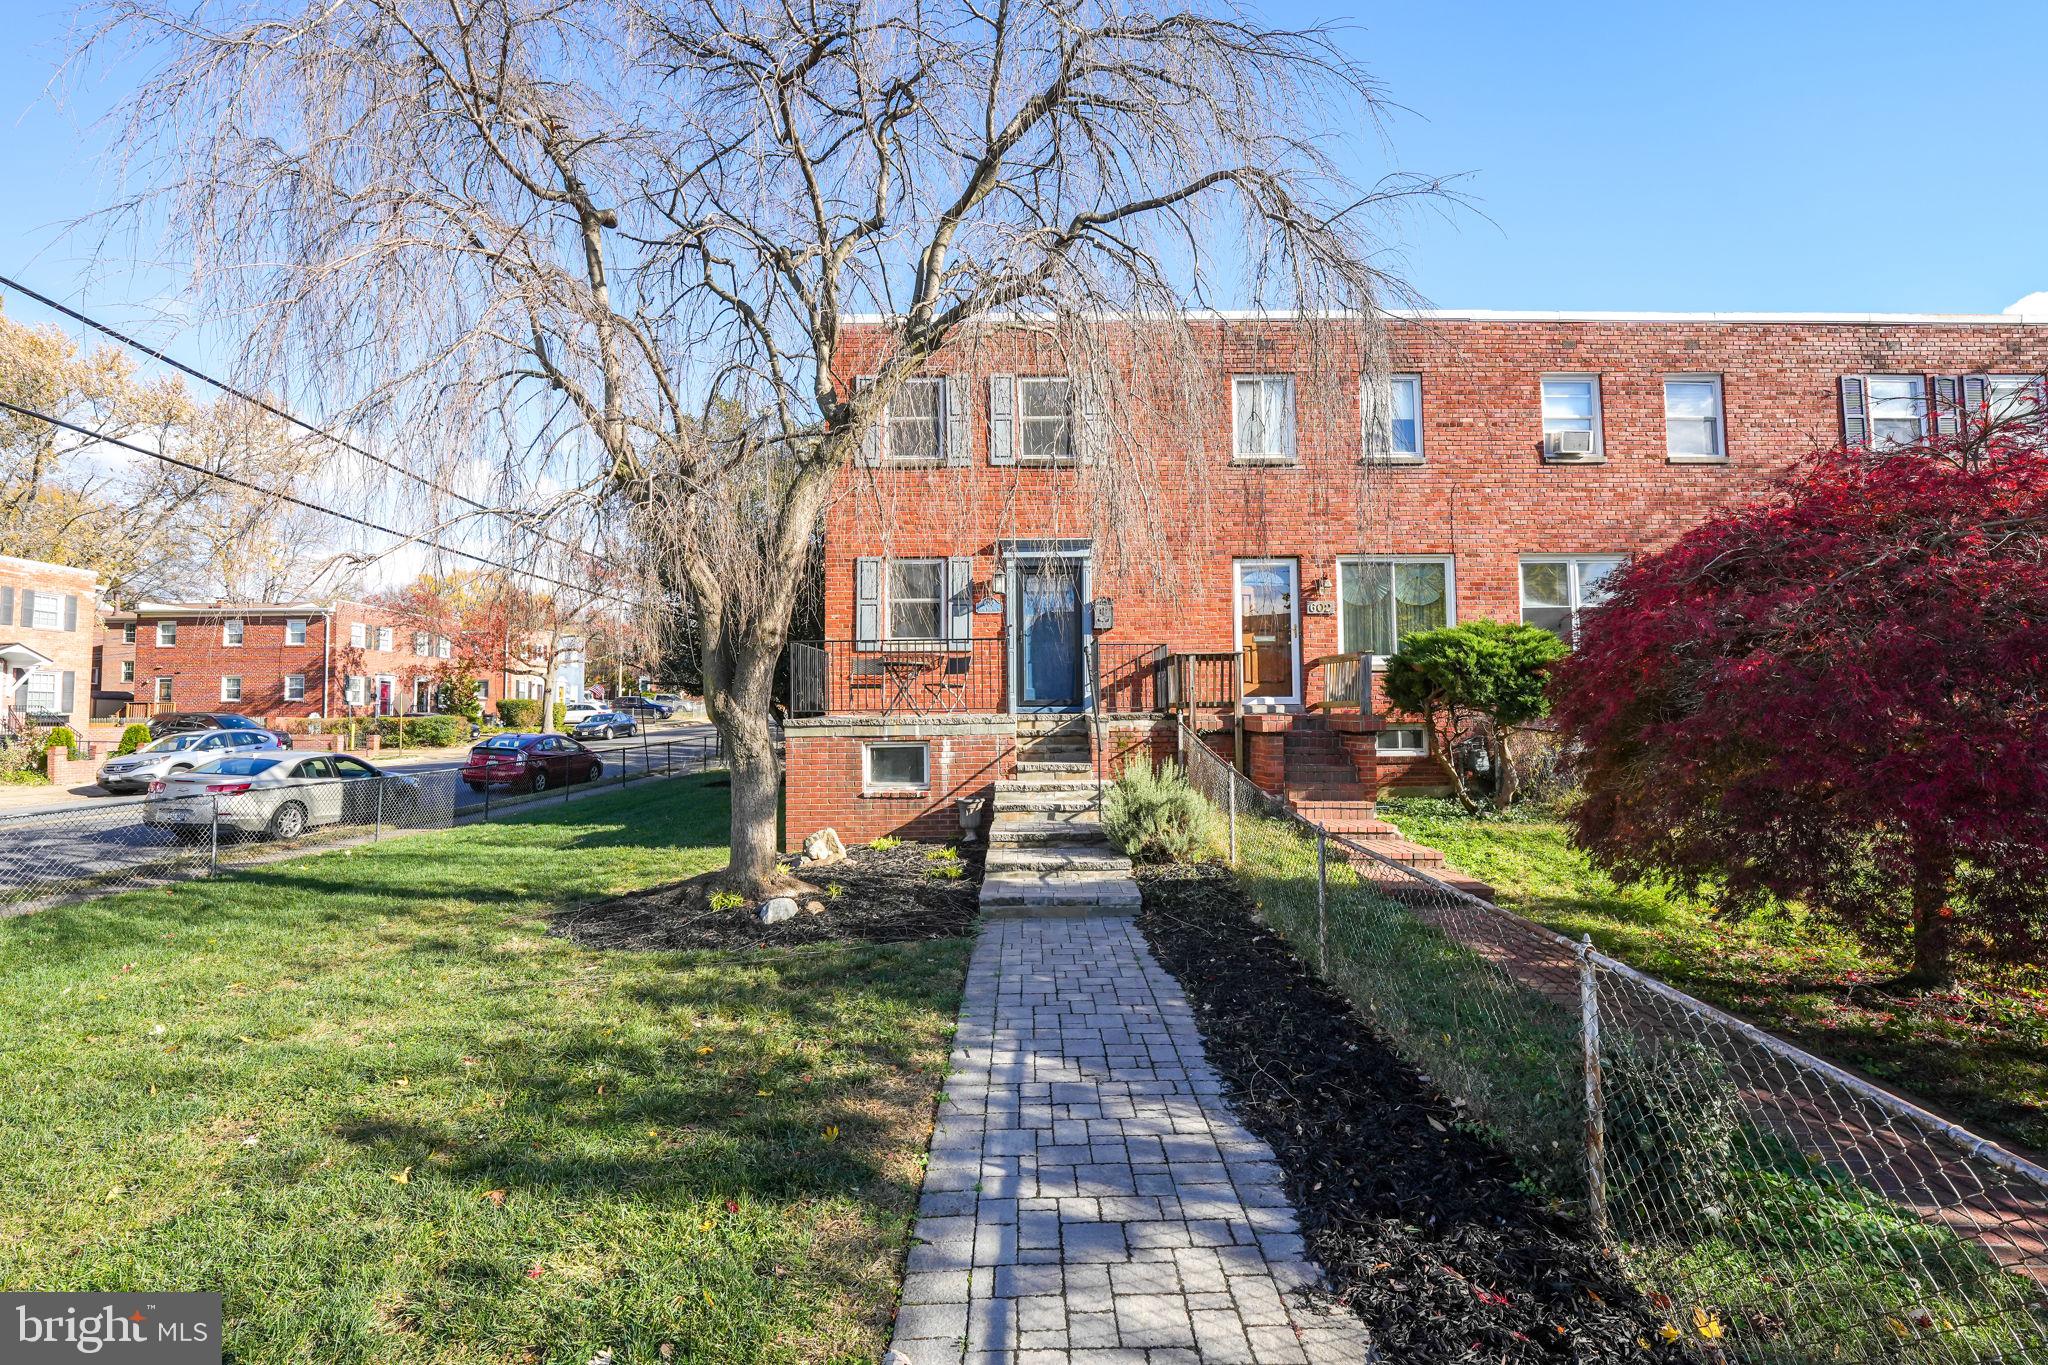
1235, 560, 1299, 701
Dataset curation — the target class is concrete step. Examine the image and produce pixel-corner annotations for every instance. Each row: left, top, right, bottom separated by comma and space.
986, 846, 1134, 875
979, 871, 1143, 909
989, 817, 1109, 847
1016, 760, 1093, 776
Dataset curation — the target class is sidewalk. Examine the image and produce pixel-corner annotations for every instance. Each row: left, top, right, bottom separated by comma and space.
888, 916, 1368, 1364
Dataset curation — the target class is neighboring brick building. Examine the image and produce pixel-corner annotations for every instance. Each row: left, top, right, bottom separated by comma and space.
785, 309, 2048, 843
0, 554, 100, 733
101, 600, 549, 722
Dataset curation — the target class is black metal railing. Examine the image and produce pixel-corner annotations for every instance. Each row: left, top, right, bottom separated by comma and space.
785, 638, 1008, 717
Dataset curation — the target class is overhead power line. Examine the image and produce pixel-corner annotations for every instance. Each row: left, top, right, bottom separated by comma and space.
0, 398, 632, 610
0, 272, 594, 562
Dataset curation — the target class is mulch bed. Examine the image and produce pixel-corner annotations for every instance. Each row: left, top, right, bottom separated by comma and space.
1137, 863, 1696, 1364
551, 841, 982, 950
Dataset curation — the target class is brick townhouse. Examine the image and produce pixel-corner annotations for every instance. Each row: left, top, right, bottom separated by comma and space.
0, 554, 100, 732
784, 309, 2048, 844
99, 601, 550, 722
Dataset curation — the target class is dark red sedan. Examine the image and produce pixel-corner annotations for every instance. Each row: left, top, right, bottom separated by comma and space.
460, 733, 604, 793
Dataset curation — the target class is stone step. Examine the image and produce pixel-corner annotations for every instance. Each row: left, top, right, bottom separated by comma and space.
1015, 760, 1093, 776
1015, 717, 1090, 736
995, 776, 1099, 792
979, 871, 1143, 908
1018, 741, 1090, 757
989, 817, 1109, 847
993, 791, 1101, 814
985, 847, 1134, 875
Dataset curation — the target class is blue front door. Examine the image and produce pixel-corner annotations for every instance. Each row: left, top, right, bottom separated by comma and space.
1017, 562, 1083, 710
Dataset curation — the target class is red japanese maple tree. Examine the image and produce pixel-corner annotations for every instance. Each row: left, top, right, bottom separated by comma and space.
1550, 421, 2048, 989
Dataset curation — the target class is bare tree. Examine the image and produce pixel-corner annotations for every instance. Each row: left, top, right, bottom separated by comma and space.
83, 0, 1438, 894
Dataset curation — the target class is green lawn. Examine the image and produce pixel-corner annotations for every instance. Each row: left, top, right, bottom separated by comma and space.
0, 775, 970, 1363
1379, 797, 2048, 1157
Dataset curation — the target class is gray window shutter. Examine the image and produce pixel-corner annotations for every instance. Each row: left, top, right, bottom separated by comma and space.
62, 594, 77, 631
855, 556, 883, 649
988, 374, 1016, 465
855, 377, 881, 466
60, 671, 75, 715
1839, 376, 1868, 446
18, 591, 34, 627
1078, 376, 1107, 465
944, 376, 970, 466
1360, 374, 1392, 462
947, 556, 972, 647
0, 587, 13, 626
1933, 375, 1960, 437
1961, 374, 1989, 431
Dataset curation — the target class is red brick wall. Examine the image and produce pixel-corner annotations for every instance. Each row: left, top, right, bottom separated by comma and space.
784, 725, 1012, 844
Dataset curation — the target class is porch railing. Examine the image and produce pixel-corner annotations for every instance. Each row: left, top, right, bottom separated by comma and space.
1307, 652, 1370, 713
786, 638, 1008, 717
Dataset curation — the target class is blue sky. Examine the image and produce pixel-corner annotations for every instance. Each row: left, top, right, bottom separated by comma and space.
2, 0, 2044, 331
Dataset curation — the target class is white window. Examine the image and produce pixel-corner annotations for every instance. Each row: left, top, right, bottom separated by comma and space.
436, 636, 451, 660
30, 594, 60, 631
349, 622, 367, 649
156, 620, 178, 647
1019, 378, 1074, 461
1337, 557, 1454, 660
886, 559, 945, 642
284, 674, 306, 702
223, 618, 244, 647
121, 623, 136, 645
220, 675, 243, 703
478, 679, 489, 700
154, 676, 173, 703
376, 626, 393, 652
864, 741, 929, 789
1377, 726, 1428, 756
1541, 375, 1603, 459
1521, 556, 1628, 644
1663, 376, 1725, 461
345, 675, 367, 706
1383, 373, 1423, 461
1233, 375, 1296, 461
23, 672, 59, 715
1985, 375, 2044, 423
119, 660, 135, 683
412, 631, 430, 656
286, 618, 307, 646
885, 377, 944, 463
1868, 375, 1926, 448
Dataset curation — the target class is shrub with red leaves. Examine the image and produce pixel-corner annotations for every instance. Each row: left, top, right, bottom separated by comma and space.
1550, 423, 2048, 989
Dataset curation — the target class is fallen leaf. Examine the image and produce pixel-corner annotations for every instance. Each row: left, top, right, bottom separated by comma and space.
482, 1189, 507, 1207
526, 1263, 544, 1280
724, 1199, 740, 1215
391, 1166, 412, 1185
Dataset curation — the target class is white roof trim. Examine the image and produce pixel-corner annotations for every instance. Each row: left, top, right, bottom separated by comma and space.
840, 308, 2040, 327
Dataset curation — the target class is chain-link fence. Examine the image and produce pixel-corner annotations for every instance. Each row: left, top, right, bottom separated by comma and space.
1175, 720, 2048, 1365
0, 731, 726, 917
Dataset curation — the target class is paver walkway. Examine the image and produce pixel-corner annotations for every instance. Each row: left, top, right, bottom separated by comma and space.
887, 916, 1370, 1364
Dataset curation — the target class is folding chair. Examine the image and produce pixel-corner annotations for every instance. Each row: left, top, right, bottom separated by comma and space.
922, 653, 974, 712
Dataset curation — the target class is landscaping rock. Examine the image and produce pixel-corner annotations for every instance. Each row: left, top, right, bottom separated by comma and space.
800, 827, 846, 865
757, 896, 799, 924
803, 900, 825, 915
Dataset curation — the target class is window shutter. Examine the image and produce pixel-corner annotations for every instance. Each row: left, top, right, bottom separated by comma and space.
855, 376, 881, 466
1078, 375, 1107, 465
946, 556, 972, 647
944, 376, 970, 467
854, 556, 883, 649
0, 587, 13, 626
1360, 374, 1392, 461
19, 591, 35, 627
62, 595, 77, 631
1961, 374, 1989, 432
1282, 379, 1298, 458
1932, 375, 1960, 437
59, 671, 75, 716
988, 374, 1016, 465
1839, 376, 1868, 446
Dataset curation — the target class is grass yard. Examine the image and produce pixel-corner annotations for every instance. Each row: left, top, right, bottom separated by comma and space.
0, 775, 970, 1364
1379, 796, 2048, 1157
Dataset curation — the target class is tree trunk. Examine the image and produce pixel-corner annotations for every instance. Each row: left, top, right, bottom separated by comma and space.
1427, 718, 1481, 814
1904, 838, 1957, 991
705, 652, 791, 897
1490, 724, 1518, 808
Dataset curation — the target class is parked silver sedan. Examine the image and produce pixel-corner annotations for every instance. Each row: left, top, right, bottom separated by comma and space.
97, 729, 279, 794
143, 751, 421, 840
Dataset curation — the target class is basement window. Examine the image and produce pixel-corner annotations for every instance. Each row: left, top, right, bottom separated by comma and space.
864, 741, 929, 791
1376, 726, 1428, 756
